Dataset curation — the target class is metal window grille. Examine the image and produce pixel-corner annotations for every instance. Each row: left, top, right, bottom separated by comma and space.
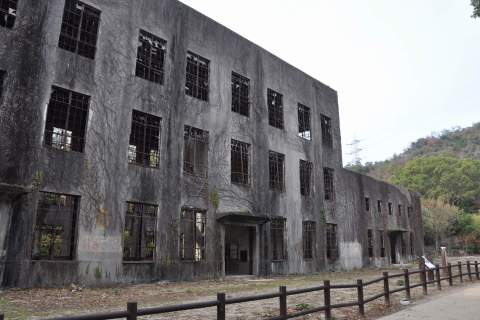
271, 218, 286, 261
231, 139, 250, 185
326, 223, 338, 260
44, 86, 89, 152
269, 151, 285, 191
58, 0, 100, 59
0, 0, 17, 29
128, 110, 161, 168
180, 209, 206, 261
33, 192, 79, 260
303, 221, 315, 259
298, 104, 311, 140
321, 114, 333, 147
267, 88, 284, 129
185, 51, 209, 101
231, 72, 249, 116
365, 197, 370, 211
378, 230, 385, 257
135, 30, 166, 84
377, 200, 383, 213
388, 202, 393, 215
123, 202, 158, 261
323, 167, 334, 200
183, 126, 209, 177
299, 160, 312, 196
368, 229, 374, 258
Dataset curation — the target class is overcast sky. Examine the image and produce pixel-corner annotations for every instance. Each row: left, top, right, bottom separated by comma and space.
179, 0, 480, 164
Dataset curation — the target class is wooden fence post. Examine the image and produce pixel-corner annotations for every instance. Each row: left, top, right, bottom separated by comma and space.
127, 302, 138, 320
383, 272, 390, 307
324, 280, 332, 320
475, 261, 480, 280
357, 279, 365, 317
279, 286, 287, 319
467, 261, 472, 281
448, 263, 453, 286
421, 267, 428, 295
404, 269, 411, 300
458, 262, 463, 283
217, 293, 226, 320
435, 264, 441, 290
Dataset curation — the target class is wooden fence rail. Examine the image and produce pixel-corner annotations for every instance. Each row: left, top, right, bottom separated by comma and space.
1, 260, 479, 320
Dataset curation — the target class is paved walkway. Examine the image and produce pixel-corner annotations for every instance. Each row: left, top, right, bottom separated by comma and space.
379, 283, 480, 319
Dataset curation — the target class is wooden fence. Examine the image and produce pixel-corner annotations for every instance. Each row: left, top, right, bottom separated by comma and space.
1, 260, 480, 320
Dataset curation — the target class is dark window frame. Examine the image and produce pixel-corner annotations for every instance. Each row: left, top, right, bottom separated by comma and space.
44, 86, 90, 153
0, 70, 5, 98
303, 220, 316, 260
123, 202, 158, 262
269, 151, 285, 191
135, 29, 167, 84
271, 217, 287, 261
378, 230, 386, 257
321, 114, 333, 147
410, 232, 414, 255
32, 192, 79, 260
185, 51, 209, 101
365, 197, 370, 211
179, 208, 206, 261
58, 0, 101, 59
388, 202, 393, 215
323, 167, 334, 201
367, 229, 374, 258
298, 104, 311, 140
401, 234, 406, 256
231, 72, 250, 117
267, 88, 284, 129
377, 200, 383, 214
0, 0, 17, 29
128, 110, 161, 168
299, 160, 313, 196
407, 206, 413, 217
231, 139, 250, 185
183, 125, 209, 178
398, 204, 403, 216
326, 223, 338, 260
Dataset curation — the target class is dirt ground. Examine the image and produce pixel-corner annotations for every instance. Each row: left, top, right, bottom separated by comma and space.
0, 256, 479, 320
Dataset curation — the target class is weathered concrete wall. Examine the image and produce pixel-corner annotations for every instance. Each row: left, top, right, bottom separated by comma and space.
0, 0, 423, 287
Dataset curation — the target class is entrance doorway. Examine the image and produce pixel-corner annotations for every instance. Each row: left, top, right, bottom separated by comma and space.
225, 225, 255, 275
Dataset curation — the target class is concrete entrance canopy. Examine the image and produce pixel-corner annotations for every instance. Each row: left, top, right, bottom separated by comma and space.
216, 211, 270, 225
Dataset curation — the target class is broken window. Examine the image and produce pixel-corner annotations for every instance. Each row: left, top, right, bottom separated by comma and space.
185, 51, 209, 101
388, 202, 393, 215
231, 72, 250, 117
377, 200, 383, 214
407, 206, 412, 217
44, 86, 89, 152
128, 110, 161, 168
123, 202, 158, 261
303, 221, 315, 259
32, 192, 79, 260
180, 208, 206, 261
378, 230, 385, 257
58, 0, 100, 59
323, 167, 334, 200
267, 88, 284, 129
367, 229, 374, 258
298, 104, 311, 140
231, 139, 250, 185
183, 126, 209, 177
321, 114, 333, 147
135, 30, 166, 84
0, 70, 5, 98
365, 197, 370, 211
398, 204, 403, 216
269, 151, 285, 191
326, 223, 338, 260
410, 232, 414, 255
299, 160, 313, 196
0, 0, 17, 29
271, 218, 286, 261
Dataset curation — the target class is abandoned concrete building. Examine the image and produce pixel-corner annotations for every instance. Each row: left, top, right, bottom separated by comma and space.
0, 0, 424, 287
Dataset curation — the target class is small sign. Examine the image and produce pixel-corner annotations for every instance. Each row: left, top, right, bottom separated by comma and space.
422, 255, 436, 269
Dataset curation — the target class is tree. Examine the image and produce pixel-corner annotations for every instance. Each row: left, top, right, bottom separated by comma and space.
391, 156, 480, 212
422, 199, 462, 253
473, 0, 480, 18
